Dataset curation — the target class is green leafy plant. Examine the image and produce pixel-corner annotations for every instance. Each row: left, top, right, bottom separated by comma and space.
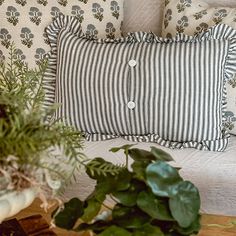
0, 44, 86, 200
53, 145, 201, 235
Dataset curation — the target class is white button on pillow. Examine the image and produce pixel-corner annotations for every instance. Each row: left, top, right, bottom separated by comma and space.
128, 59, 137, 67
127, 101, 136, 109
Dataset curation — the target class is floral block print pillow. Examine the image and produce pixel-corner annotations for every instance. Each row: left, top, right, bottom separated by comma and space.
0, 0, 124, 68
162, 0, 236, 135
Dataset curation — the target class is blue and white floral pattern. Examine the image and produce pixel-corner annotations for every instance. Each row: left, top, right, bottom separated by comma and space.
0, 0, 124, 68
29, 7, 42, 25
71, 5, 84, 23
6, 6, 20, 26
35, 47, 46, 65
20, 27, 34, 48
0, 28, 11, 49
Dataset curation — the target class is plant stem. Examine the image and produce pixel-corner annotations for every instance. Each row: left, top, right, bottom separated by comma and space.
28, 70, 43, 111
102, 203, 113, 211
109, 194, 119, 204
125, 152, 128, 168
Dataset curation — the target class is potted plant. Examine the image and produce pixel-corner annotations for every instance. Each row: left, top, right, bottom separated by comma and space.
0, 45, 86, 223
53, 144, 201, 236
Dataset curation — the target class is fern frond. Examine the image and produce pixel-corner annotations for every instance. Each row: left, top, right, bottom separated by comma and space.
86, 158, 125, 177
0, 44, 86, 196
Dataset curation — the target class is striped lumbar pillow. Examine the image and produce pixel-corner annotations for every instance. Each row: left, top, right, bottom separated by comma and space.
162, 0, 236, 135
43, 15, 236, 152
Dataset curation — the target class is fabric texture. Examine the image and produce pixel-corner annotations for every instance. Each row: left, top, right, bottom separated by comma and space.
43, 15, 236, 152
0, 0, 124, 68
162, 0, 236, 135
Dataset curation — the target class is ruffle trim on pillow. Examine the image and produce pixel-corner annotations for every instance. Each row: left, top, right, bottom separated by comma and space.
44, 15, 236, 82
43, 15, 84, 109
45, 15, 83, 53
84, 133, 230, 152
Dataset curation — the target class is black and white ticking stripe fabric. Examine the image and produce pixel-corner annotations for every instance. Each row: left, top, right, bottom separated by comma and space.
43, 15, 236, 151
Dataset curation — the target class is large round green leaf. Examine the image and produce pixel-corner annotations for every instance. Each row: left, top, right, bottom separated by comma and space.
173, 214, 201, 235
113, 179, 146, 207
137, 191, 174, 221
169, 181, 201, 228
131, 160, 150, 181
81, 197, 102, 223
128, 148, 156, 162
112, 204, 150, 229
111, 169, 132, 191
133, 224, 164, 236
146, 162, 182, 197
150, 146, 174, 162
95, 168, 132, 194
97, 225, 132, 236
54, 198, 84, 230
113, 190, 138, 207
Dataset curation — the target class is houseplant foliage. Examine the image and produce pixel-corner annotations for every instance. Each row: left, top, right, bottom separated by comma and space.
0, 44, 85, 209
53, 145, 201, 236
